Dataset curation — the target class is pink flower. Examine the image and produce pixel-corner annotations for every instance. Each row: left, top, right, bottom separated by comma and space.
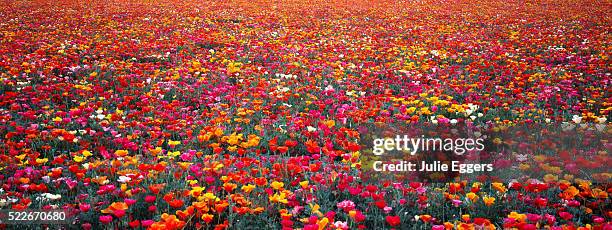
79, 203, 91, 212
526, 213, 541, 222
145, 195, 156, 203
81, 223, 92, 230
113, 209, 126, 218
99, 215, 113, 224
124, 198, 137, 206
141, 220, 154, 227
336, 200, 355, 212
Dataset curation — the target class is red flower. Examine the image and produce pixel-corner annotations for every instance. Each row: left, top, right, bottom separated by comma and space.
129, 220, 140, 228
386, 215, 401, 226
559, 212, 573, 220
374, 200, 387, 209
169, 199, 184, 209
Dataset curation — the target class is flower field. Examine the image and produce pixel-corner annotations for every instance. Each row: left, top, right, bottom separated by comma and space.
0, 0, 610, 229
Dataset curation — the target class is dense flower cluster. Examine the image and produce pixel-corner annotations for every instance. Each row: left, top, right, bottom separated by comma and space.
0, 0, 610, 229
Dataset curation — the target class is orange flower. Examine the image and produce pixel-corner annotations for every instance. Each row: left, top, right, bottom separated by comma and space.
175, 206, 194, 220
149, 184, 165, 194
215, 202, 229, 213
466, 192, 478, 202
223, 182, 237, 192
202, 213, 214, 223
115, 149, 128, 157
560, 186, 580, 199
102, 202, 128, 214
483, 196, 495, 206
491, 182, 507, 193
420, 214, 432, 222
158, 214, 185, 230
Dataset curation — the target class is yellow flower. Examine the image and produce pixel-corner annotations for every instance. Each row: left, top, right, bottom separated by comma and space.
299, 181, 309, 189
227, 133, 241, 146
213, 163, 224, 171
190, 186, 206, 197
82, 150, 92, 157
167, 151, 180, 158
271, 181, 284, 190
202, 192, 218, 201
73, 155, 85, 163
317, 217, 329, 230
269, 192, 288, 204
543, 174, 558, 183
227, 146, 237, 152
168, 140, 181, 147
241, 184, 256, 193
227, 61, 241, 75
35, 158, 48, 164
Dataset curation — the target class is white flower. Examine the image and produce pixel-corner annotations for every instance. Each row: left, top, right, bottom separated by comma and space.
118, 175, 131, 183
597, 117, 607, 124
48, 194, 61, 200
306, 126, 317, 132
516, 154, 528, 162
561, 122, 575, 131
572, 115, 582, 124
